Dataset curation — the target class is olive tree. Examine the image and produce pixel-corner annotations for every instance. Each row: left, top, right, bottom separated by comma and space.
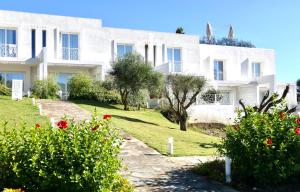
175, 27, 185, 34
165, 74, 206, 131
110, 53, 163, 110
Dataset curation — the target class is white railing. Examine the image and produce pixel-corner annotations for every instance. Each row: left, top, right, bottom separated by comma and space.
169, 61, 183, 73
196, 93, 233, 105
61, 47, 79, 60
0, 44, 17, 57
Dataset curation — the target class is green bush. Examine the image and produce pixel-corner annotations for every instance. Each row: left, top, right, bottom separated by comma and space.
92, 81, 121, 104
219, 106, 300, 186
128, 89, 149, 110
0, 113, 132, 191
0, 84, 11, 96
68, 74, 121, 104
68, 74, 93, 100
193, 159, 225, 183
32, 78, 59, 99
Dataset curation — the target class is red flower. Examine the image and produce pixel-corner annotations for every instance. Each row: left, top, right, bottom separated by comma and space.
266, 138, 273, 146
35, 123, 41, 129
57, 120, 68, 129
103, 114, 112, 120
92, 125, 100, 131
279, 112, 286, 120
295, 128, 300, 135
296, 118, 300, 125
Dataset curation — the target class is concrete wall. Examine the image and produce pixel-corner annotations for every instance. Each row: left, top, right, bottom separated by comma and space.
102, 27, 200, 75
0, 10, 103, 64
199, 44, 276, 81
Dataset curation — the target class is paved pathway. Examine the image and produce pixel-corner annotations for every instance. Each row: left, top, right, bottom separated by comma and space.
39, 100, 237, 192
38, 100, 91, 121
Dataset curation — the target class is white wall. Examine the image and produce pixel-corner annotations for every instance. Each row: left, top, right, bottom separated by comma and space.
188, 105, 236, 124
0, 10, 103, 64
102, 27, 200, 76
199, 44, 276, 81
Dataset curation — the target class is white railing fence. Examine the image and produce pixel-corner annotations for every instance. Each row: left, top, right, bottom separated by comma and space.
0, 44, 17, 57
196, 92, 233, 105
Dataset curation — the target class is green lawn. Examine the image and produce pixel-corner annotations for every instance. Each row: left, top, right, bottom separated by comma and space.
0, 96, 49, 129
75, 100, 220, 156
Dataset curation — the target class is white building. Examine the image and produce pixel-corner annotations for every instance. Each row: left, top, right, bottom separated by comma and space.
0, 10, 297, 123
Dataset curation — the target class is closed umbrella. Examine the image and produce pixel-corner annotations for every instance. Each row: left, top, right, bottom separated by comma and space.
206, 22, 213, 41
228, 25, 235, 40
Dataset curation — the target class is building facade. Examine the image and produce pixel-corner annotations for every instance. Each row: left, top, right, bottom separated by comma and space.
0, 10, 297, 123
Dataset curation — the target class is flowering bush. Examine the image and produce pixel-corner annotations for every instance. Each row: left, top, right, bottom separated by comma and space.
0, 113, 132, 191
219, 105, 300, 185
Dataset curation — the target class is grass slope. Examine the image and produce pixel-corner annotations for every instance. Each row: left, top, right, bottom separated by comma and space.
75, 100, 220, 156
0, 96, 49, 129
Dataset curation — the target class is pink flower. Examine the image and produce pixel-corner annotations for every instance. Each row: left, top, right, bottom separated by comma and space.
296, 118, 300, 125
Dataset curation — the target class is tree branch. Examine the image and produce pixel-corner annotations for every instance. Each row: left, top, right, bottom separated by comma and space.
239, 99, 248, 118
263, 85, 289, 113
184, 90, 200, 109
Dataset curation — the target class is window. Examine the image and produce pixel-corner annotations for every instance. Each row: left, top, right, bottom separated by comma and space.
252, 63, 261, 77
117, 44, 133, 58
0, 72, 25, 89
0, 29, 17, 57
57, 73, 73, 93
214, 60, 224, 80
42, 30, 47, 47
31, 29, 36, 58
167, 48, 182, 72
62, 33, 79, 60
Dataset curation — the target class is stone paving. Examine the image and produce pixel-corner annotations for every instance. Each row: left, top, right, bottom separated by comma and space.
38, 99, 91, 122
39, 100, 237, 192
120, 136, 237, 192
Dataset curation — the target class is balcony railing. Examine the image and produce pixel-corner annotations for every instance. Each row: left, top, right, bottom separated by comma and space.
62, 47, 79, 60
0, 44, 17, 57
196, 92, 233, 105
169, 61, 183, 73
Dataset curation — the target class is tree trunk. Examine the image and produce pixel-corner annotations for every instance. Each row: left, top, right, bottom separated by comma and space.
179, 118, 187, 131
179, 110, 188, 131
120, 90, 129, 111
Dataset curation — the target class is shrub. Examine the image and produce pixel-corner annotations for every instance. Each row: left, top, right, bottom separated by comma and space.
68, 74, 93, 100
219, 105, 300, 186
0, 84, 11, 96
0, 113, 131, 191
192, 159, 225, 183
32, 78, 59, 99
92, 81, 121, 104
128, 89, 149, 110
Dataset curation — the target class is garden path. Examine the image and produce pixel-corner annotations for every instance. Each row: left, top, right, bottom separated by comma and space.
39, 100, 237, 192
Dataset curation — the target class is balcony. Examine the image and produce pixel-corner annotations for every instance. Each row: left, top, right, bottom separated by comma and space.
62, 47, 79, 61
0, 44, 17, 58
196, 92, 233, 105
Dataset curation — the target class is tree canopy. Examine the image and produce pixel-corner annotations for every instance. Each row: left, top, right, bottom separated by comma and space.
110, 53, 163, 110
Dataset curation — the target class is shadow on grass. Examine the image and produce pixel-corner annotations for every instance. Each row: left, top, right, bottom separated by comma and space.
198, 142, 219, 149
139, 167, 232, 191
71, 100, 121, 110
113, 115, 159, 126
